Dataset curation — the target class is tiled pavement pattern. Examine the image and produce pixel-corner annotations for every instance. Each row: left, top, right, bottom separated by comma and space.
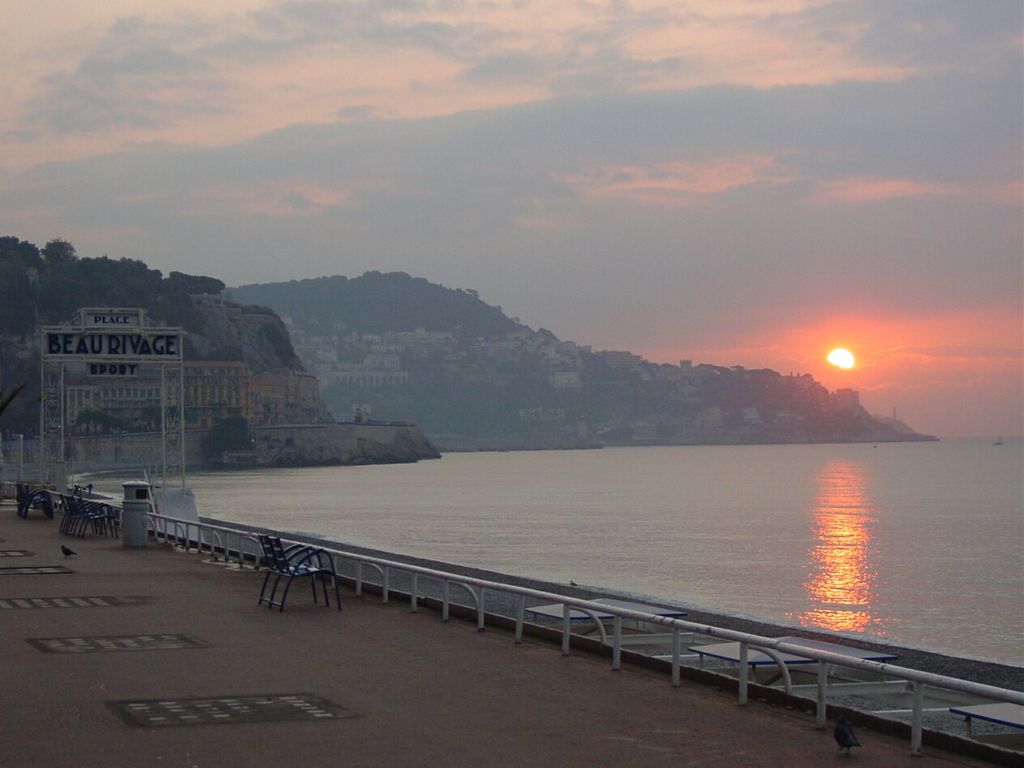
107, 694, 349, 728
0, 595, 150, 609
0, 565, 72, 575
27, 633, 208, 653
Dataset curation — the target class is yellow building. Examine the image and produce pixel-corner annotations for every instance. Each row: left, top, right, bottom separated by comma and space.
184, 361, 250, 429
249, 368, 322, 426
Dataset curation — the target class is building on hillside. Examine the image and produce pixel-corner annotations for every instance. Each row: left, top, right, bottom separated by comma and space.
834, 388, 861, 409
598, 350, 643, 369
250, 368, 323, 425
184, 361, 250, 429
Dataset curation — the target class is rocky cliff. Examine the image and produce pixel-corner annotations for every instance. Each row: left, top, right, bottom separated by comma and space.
186, 297, 303, 374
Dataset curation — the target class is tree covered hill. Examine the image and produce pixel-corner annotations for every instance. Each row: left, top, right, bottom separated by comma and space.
0, 236, 224, 336
231, 272, 523, 339
0, 235, 304, 435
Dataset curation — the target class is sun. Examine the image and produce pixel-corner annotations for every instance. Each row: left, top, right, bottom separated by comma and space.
827, 348, 856, 369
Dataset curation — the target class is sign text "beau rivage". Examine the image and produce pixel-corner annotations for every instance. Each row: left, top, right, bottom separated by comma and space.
46, 333, 181, 359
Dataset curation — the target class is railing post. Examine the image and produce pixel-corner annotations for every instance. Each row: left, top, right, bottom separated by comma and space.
612, 616, 622, 670
816, 663, 828, 728
671, 627, 681, 687
911, 681, 924, 753
411, 573, 418, 612
477, 587, 485, 631
515, 595, 525, 643
561, 604, 571, 655
355, 562, 363, 596
382, 566, 390, 604
442, 580, 450, 622
738, 641, 749, 705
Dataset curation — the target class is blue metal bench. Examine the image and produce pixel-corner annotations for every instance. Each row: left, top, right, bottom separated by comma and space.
257, 534, 341, 612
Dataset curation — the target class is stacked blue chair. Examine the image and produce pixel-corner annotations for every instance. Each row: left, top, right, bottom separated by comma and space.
257, 534, 341, 612
17, 487, 54, 520
58, 493, 120, 538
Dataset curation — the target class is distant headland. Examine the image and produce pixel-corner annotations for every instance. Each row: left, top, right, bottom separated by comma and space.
0, 236, 934, 466
230, 273, 937, 450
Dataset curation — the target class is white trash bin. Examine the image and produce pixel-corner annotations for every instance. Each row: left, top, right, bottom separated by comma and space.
121, 481, 151, 547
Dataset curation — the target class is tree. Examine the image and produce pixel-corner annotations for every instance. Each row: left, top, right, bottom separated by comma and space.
203, 416, 253, 460
41, 238, 77, 267
167, 272, 225, 295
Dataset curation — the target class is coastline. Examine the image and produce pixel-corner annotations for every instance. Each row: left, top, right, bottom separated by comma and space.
209, 516, 1024, 690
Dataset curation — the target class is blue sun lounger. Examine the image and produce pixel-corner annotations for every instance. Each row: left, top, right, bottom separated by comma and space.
949, 703, 1024, 736
688, 636, 898, 667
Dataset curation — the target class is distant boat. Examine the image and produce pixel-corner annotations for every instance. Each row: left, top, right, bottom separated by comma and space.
993, 436, 1004, 446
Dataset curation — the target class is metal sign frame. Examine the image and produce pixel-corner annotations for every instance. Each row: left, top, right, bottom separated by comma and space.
39, 308, 185, 489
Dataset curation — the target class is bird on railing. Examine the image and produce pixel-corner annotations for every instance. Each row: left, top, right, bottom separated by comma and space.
60, 545, 77, 558
834, 716, 861, 755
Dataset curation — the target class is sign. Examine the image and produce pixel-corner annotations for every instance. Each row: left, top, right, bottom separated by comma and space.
82, 308, 143, 328
44, 332, 180, 359
38, 307, 187, 490
41, 308, 183, 363
89, 363, 139, 376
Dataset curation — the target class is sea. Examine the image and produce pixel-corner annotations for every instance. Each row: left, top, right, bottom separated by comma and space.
91, 437, 1023, 665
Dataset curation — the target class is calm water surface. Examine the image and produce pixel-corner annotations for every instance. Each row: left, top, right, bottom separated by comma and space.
108, 439, 1024, 663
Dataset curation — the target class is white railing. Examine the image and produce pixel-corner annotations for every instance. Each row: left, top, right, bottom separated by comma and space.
146, 513, 262, 568
142, 512, 1023, 754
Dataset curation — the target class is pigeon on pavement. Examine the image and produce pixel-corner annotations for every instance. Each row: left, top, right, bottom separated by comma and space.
834, 717, 861, 755
60, 545, 77, 558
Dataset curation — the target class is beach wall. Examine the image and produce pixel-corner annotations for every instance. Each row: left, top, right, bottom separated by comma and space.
61, 422, 439, 469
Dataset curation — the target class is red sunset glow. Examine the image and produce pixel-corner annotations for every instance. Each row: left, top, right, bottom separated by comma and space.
0, 2, 1019, 438
637, 302, 1022, 436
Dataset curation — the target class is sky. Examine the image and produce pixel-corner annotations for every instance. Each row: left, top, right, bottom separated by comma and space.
1, 1, 1021, 437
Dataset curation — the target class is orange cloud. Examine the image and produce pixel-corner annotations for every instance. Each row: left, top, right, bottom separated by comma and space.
2, 0, 932, 171
560, 155, 794, 206
811, 176, 961, 204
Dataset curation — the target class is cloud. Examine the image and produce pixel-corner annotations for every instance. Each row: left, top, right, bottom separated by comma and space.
800, 0, 1024, 72
559, 155, 796, 206
810, 176, 961, 204
19, 0, 1021, 147
337, 104, 381, 121
27, 16, 225, 134
462, 52, 550, 85
191, 180, 353, 218
871, 344, 1024, 362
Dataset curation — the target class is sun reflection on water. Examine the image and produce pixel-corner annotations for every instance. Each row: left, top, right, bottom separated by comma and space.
796, 460, 878, 633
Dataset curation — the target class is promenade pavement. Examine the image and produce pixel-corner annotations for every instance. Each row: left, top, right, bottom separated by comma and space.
0, 501, 1007, 768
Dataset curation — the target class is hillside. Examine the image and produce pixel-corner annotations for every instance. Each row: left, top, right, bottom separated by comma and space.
0, 236, 311, 435
232, 273, 522, 338
229, 272, 936, 449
